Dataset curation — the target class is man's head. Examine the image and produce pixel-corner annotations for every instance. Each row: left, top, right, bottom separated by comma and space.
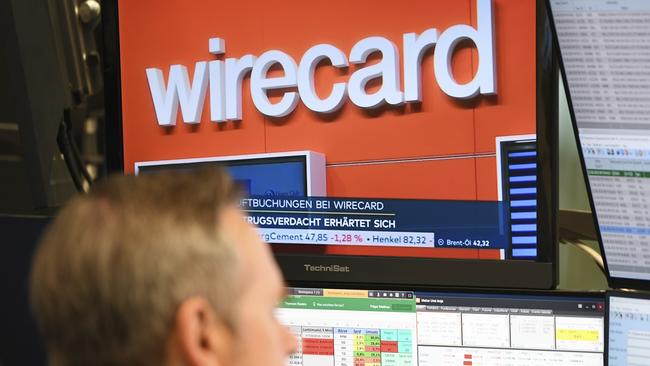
30, 169, 296, 366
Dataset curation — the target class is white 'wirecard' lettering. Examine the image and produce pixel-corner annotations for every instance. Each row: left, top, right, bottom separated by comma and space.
145, 0, 496, 126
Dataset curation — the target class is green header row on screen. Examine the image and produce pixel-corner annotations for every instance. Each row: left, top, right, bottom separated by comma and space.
281, 295, 416, 313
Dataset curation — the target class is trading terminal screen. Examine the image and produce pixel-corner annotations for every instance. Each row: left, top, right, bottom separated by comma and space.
608, 293, 650, 366
550, 0, 650, 281
277, 288, 605, 366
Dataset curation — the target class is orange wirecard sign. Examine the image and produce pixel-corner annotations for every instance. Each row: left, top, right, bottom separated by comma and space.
119, 0, 536, 194
116, 0, 541, 263
145, 0, 496, 125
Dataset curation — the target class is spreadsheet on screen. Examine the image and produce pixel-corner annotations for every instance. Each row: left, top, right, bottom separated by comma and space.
277, 289, 605, 366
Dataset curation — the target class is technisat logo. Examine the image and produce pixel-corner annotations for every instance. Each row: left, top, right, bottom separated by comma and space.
304, 264, 351, 273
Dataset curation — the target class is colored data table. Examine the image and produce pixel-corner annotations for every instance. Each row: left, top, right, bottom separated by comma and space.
288, 326, 413, 366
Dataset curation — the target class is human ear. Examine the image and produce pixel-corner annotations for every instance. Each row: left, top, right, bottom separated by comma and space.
173, 297, 233, 366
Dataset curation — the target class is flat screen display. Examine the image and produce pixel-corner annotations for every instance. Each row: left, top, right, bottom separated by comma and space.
137, 157, 308, 197
549, 0, 650, 284
278, 288, 605, 365
228, 161, 306, 197
607, 292, 650, 366
104, 0, 559, 287
107, 0, 554, 263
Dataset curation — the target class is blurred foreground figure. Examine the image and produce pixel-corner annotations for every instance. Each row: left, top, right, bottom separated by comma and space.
30, 169, 296, 366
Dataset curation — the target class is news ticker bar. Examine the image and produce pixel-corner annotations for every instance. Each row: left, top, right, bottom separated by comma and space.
242, 196, 508, 250
259, 228, 436, 247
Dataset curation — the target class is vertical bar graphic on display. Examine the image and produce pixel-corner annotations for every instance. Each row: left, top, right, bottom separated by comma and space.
498, 136, 538, 259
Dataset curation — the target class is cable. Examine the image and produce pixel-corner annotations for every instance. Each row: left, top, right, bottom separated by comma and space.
57, 118, 85, 192
57, 112, 92, 193
65, 113, 93, 184
559, 239, 606, 275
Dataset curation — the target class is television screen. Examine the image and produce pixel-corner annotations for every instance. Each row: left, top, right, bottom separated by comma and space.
549, 0, 650, 289
103, 0, 558, 287
136, 154, 310, 197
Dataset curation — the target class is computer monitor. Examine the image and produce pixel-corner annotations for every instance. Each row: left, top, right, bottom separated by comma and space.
278, 287, 605, 366
548, 0, 650, 289
607, 291, 650, 366
134, 151, 326, 197
103, 0, 559, 288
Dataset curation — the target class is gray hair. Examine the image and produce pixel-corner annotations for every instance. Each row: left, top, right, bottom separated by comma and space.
30, 169, 241, 366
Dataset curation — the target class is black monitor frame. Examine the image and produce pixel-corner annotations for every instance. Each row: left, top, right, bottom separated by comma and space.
544, 0, 650, 291
102, 0, 559, 289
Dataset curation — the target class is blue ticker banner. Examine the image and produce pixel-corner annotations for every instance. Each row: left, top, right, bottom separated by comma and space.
240, 197, 509, 250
